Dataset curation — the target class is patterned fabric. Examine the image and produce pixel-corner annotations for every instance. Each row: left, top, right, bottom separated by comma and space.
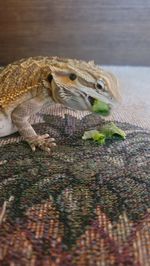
0, 111, 150, 266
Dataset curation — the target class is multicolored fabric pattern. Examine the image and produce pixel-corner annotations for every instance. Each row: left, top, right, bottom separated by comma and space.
0, 112, 150, 266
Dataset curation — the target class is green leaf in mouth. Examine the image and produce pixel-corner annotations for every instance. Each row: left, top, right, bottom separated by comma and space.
92, 99, 110, 116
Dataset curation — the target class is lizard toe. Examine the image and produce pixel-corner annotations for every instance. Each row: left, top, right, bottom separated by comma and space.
26, 134, 57, 152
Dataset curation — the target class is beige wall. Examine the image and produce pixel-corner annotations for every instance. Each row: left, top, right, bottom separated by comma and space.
0, 0, 150, 65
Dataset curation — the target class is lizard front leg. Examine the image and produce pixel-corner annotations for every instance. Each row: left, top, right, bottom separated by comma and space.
11, 96, 56, 152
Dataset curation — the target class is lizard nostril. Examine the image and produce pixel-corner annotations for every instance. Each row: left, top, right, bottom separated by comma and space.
88, 96, 95, 106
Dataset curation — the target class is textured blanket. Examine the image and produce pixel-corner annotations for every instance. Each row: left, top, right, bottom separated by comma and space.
0, 66, 150, 266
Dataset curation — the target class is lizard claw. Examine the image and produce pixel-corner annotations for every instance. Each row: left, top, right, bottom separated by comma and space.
26, 134, 56, 152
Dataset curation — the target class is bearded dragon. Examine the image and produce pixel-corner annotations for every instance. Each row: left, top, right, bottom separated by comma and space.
0, 56, 120, 152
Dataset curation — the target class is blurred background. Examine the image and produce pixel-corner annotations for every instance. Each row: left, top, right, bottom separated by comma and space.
0, 0, 150, 66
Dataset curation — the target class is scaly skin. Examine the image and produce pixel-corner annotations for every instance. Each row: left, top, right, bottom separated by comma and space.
0, 56, 120, 152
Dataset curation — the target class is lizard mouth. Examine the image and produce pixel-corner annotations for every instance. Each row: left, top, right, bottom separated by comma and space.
88, 96, 95, 106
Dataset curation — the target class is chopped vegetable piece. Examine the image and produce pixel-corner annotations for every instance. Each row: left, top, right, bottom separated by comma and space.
100, 122, 126, 139
82, 130, 106, 144
82, 122, 126, 145
92, 99, 110, 116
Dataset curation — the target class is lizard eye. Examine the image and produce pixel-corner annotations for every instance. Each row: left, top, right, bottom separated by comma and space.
47, 74, 53, 83
96, 80, 105, 91
69, 73, 77, 81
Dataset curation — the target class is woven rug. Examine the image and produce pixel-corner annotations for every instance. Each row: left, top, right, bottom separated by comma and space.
0, 66, 150, 266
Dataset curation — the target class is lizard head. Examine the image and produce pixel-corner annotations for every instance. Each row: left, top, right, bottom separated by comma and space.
47, 58, 120, 115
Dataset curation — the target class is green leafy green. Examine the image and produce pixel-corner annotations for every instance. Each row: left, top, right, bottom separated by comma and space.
92, 99, 110, 116
82, 130, 106, 144
82, 122, 126, 145
100, 122, 126, 139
